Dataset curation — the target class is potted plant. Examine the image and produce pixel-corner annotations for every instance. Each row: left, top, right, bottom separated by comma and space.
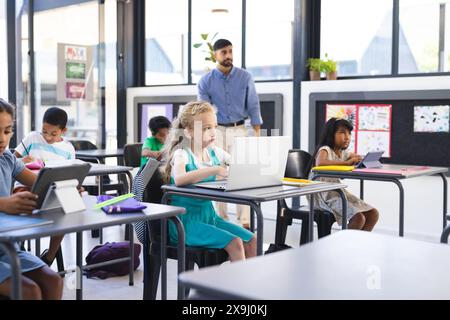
193, 33, 218, 71
306, 58, 322, 81
322, 54, 337, 80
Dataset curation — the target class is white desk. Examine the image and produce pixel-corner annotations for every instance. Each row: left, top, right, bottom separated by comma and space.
180, 230, 450, 299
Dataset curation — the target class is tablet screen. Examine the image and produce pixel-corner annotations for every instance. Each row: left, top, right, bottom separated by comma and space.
31, 163, 91, 209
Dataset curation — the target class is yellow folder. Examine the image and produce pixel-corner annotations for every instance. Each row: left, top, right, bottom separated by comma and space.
282, 177, 321, 186
312, 165, 355, 172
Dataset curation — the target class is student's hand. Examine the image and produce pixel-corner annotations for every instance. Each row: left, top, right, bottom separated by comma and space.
12, 186, 31, 193
22, 155, 35, 164
347, 156, 363, 165
156, 152, 163, 161
77, 186, 85, 195
215, 166, 228, 178
3, 191, 38, 215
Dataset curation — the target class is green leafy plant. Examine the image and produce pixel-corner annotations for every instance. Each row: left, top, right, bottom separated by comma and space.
322, 53, 337, 73
306, 58, 323, 72
193, 33, 219, 63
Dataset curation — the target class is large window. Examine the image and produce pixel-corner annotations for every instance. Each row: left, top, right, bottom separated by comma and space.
191, 0, 242, 83
246, 0, 294, 80
144, 0, 295, 84
33, 0, 117, 147
399, 0, 450, 73
145, 0, 188, 85
0, 0, 7, 99
321, 0, 393, 76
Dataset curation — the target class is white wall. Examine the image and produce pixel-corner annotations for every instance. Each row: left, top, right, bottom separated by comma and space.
126, 81, 293, 144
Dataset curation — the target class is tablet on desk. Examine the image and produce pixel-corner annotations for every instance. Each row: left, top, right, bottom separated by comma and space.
355, 151, 384, 169
31, 163, 91, 210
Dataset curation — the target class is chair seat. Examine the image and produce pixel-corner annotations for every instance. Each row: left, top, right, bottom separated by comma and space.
150, 241, 228, 264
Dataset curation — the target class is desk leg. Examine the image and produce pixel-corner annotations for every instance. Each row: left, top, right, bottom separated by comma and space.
35, 238, 41, 256
439, 173, 448, 229
76, 232, 83, 300
440, 225, 450, 243
247, 202, 264, 256
169, 216, 185, 300
250, 207, 255, 232
360, 180, 364, 200
0, 242, 21, 300
308, 195, 314, 242
128, 224, 134, 286
160, 218, 167, 300
391, 180, 405, 237
336, 189, 348, 230
142, 223, 150, 300
274, 200, 286, 246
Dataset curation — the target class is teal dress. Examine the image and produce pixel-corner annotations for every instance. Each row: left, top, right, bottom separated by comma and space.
168, 148, 253, 249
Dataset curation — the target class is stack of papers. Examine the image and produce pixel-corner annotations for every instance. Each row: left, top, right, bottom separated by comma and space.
44, 159, 86, 167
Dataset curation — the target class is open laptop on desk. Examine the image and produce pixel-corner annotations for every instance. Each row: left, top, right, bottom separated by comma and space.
354, 151, 384, 169
194, 136, 290, 191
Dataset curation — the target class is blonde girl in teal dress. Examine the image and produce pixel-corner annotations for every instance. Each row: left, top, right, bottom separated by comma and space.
162, 101, 257, 261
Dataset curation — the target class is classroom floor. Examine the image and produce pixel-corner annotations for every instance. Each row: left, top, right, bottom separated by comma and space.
31, 174, 448, 300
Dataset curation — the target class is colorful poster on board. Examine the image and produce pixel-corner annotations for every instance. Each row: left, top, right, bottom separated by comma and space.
356, 131, 390, 157
325, 104, 392, 157
65, 45, 87, 61
414, 105, 450, 133
358, 105, 391, 131
65, 62, 86, 80
325, 104, 357, 153
65, 82, 86, 99
325, 104, 357, 126
57, 43, 94, 101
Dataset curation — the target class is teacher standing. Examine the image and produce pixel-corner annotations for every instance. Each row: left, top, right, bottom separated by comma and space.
197, 38, 263, 229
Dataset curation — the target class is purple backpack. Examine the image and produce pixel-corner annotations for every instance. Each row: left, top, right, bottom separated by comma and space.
85, 242, 141, 279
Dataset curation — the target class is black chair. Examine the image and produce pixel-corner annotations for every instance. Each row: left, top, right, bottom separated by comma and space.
123, 143, 143, 168
133, 167, 229, 300
69, 139, 127, 196
69, 139, 97, 152
273, 149, 336, 249
70, 139, 127, 240
122, 143, 143, 240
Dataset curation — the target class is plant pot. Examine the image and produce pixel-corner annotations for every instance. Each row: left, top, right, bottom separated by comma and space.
309, 70, 321, 81
326, 71, 337, 80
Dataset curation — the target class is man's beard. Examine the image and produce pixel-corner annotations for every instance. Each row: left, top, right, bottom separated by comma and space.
219, 59, 233, 68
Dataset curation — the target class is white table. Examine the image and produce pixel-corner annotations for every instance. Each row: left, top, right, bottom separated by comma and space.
180, 230, 450, 299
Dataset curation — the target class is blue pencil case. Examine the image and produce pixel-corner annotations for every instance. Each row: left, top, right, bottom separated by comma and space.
96, 195, 147, 214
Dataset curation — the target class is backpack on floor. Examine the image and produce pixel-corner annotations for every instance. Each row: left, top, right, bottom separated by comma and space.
84, 242, 141, 279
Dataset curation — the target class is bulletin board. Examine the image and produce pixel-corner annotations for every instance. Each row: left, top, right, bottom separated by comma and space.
309, 90, 450, 168
325, 104, 392, 157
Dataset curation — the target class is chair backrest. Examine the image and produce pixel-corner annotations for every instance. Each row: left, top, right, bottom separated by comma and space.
284, 149, 314, 179
69, 139, 97, 151
132, 165, 165, 244
123, 143, 143, 168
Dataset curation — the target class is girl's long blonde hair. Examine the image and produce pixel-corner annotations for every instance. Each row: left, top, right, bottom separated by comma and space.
162, 101, 216, 183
